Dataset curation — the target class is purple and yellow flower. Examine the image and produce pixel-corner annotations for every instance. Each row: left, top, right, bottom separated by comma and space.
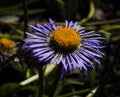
23, 19, 104, 72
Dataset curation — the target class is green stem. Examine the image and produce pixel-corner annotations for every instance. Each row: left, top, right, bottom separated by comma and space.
58, 89, 90, 97
57, 82, 120, 97
48, 64, 62, 97
37, 66, 44, 97
22, 0, 28, 38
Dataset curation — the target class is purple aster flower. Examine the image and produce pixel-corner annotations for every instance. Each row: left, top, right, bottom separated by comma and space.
23, 19, 105, 72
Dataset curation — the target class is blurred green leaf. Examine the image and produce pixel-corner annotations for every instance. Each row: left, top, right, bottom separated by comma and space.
20, 85, 37, 92
0, 0, 39, 10
0, 9, 46, 15
58, 88, 90, 97
0, 83, 20, 97
0, 0, 46, 16
64, 79, 84, 86
56, 0, 64, 5
26, 69, 31, 79
16, 29, 24, 35
90, 64, 96, 87
78, 1, 95, 25
54, 81, 63, 97
0, 82, 38, 97
101, 25, 120, 31
11, 61, 23, 72
98, 30, 111, 41
0, 33, 23, 40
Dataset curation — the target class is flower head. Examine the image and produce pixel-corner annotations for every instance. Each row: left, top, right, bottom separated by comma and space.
23, 19, 105, 72
0, 38, 16, 56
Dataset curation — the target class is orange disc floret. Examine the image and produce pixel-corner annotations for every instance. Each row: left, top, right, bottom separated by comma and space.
51, 28, 80, 50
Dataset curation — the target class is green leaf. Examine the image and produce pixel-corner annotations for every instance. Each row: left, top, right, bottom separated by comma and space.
78, 1, 95, 25
0, 83, 20, 97
0, 9, 46, 15
11, 61, 23, 72
64, 79, 84, 86
20, 85, 37, 92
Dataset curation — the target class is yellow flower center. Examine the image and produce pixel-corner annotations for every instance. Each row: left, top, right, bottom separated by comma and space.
50, 28, 80, 53
0, 38, 15, 49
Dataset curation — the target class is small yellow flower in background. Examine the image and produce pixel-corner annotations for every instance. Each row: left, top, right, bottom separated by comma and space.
0, 38, 16, 56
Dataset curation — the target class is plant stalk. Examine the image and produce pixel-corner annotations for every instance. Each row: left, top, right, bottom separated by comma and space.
22, 0, 28, 38
48, 64, 62, 97
37, 66, 44, 97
